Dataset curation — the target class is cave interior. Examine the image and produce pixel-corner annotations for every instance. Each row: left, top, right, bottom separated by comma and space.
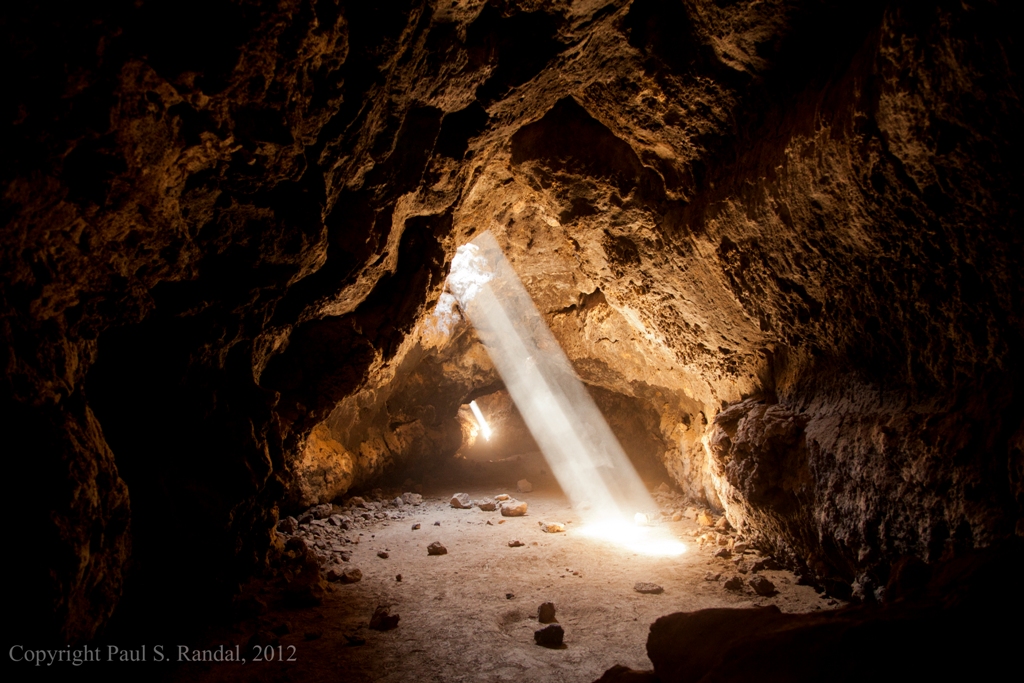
3, 0, 1022, 681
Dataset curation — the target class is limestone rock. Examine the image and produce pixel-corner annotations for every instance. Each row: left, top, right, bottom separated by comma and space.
476, 499, 497, 511
634, 582, 664, 595
450, 493, 471, 509
540, 521, 566, 533
402, 492, 423, 506
516, 479, 533, 493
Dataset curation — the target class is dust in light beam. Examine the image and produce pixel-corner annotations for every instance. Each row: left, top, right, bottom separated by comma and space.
447, 231, 685, 557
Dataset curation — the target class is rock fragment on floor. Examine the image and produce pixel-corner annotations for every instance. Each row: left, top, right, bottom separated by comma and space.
696, 510, 715, 526
724, 575, 744, 591
501, 500, 528, 517
402, 492, 423, 505
475, 499, 497, 511
749, 575, 777, 596
534, 623, 564, 648
508, 539, 524, 547
450, 492, 471, 508
634, 582, 664, 594
411, 523, 421, 530
495, 494, 511, 501
369, 605, 400, 631
705, 571, 722, 581
377, 550, 389, 559
517, 479, 533, 493
539, 521, 565, 533
427, 541, 447, 555
538, 602, 557, 623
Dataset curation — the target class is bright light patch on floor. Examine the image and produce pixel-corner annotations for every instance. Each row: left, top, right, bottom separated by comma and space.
449, 231, 673, 554
578, 520, 688, 557
468, 400, 493, 440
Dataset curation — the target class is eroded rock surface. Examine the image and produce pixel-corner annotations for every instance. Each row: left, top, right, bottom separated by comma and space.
3, 0, 1021, 644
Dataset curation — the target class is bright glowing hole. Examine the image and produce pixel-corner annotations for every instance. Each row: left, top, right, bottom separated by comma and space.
468, 400, 493, 441
578, 519, 688, 557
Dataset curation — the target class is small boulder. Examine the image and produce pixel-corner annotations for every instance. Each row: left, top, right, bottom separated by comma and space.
393, 497, 404, 507
696, 510, 715, 527
534, 624, 564, 648
501, 500, 528, 517
411, 523, 421, 531
402, 492, 423, 505
538, 602, 557, 624
328, 566, 362, 584
508, 539, 525, 547
349, 496, 366, 507
297, 513, 313, 526
427, 541, 448, 556
733, 542, 749, 554
715, 516, 732, 532
714, 548, 732, 560
539, 521, 566, 533
671, 512, 683, 522
749, 575, 777, 596
634, 582, 664, 594
369, 606, 400, 631
450, 493, 471, 509
495, 494, 511, 501
517, 479, 533, 493
277, 517, 298, 534
476, 499, 497, 511
327, 514, 344, 527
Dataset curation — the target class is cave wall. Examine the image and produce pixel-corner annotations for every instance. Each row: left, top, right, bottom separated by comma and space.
2, 0, 1021, 643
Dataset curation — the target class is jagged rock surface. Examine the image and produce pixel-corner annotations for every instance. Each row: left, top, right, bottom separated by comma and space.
2, 0, 1021, 643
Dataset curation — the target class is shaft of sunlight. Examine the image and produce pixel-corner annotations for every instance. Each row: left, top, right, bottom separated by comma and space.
448, 233, 676, 544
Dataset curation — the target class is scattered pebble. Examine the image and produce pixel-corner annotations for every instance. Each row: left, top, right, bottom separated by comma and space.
733, 542, 749, 554
539, 521, 565, 533
433, 521, 441, 526
377, 551, 389, 559
538, 602, 557, 623
696, 510, 715, 526
506, 593, 515, 599
508, 539, 525, 547
749, 575, 777, 596
450, 493, 471, 509
714, 548, 732, 560
495, 494, 511, 501
724, 575, 744, 591
534, 624, 564, 648
369, 605, 400, 631
427, 541, 448, 556
476, 499, 497, 511
412, 523, 421, 531
396, 574, 402, 582
634, 582, 664, 594
501, 500, 528, 517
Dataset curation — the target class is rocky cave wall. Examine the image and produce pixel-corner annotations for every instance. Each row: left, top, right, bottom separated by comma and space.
2, 0, 1021, 645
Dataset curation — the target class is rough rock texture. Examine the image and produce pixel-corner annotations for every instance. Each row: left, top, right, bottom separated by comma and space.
604, 542, 1023, 682
3, 0, 1022, 645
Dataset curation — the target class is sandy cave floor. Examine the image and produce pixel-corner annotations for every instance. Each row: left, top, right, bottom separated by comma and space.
172, 475, 841, 683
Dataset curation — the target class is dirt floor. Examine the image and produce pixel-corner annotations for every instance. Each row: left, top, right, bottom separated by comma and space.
172, 462, 841, 683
